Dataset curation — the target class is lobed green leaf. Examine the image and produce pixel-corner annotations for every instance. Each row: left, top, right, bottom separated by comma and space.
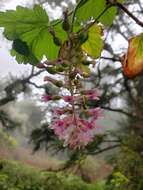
0, 5, 67, 65
75, 0, 117, 26
82, 24, 104, 58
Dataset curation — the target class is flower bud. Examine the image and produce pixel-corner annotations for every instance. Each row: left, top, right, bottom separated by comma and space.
54, 81, 63, 87
52, 95, 62, 100
53, 36, 61, 46
82, 60, 91, 65
46, 67, 57, 74
55, 65, 65, 72
48, 27, 61, 46
78, 32, 88, 44
62, 10, 70, 32
61, 60, 69, 67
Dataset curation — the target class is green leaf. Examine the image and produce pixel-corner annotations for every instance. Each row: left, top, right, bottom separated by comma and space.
75, 0, 116, 26
21, 27, 60, 60
82, 24, 104, 58
12, 39, 30, 56
99, 6, 117, 26
11, 49, 39, 65
76, 0, 89, 9
0, 5, 67, 64
52, 21, 67, 42
0, 5, 49, 40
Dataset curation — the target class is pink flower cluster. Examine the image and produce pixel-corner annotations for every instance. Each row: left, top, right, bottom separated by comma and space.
42, 89, 103, 149
49, 109, 102, 149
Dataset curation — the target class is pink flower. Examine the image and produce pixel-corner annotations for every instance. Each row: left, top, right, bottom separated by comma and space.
53, 107, 73, 116
51, 120, 65, 138
87, 107, 103, 118
63, 95, 74, 103
84, 89, 101, 100
75, 131, 93, 147
54, 108, 65, 115
79, 119, 94, 130
49, 112, 101, 149
42, 95, 52, 102
49, 115, 75, 139
67, 125, 94, 149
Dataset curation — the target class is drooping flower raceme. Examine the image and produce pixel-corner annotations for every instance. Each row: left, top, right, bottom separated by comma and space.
40, 22, 104, 150
42, 89, 103, 149
49, 110, 102, 149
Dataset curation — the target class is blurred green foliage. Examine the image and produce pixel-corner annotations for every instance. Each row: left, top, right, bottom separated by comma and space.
106, 133, 143, 190
0, 159, 106, 190
0, 129, 17, 147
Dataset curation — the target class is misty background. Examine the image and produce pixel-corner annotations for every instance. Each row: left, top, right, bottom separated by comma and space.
0, 0, 138, 182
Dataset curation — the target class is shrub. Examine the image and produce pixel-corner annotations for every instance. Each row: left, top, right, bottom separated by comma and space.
0, 159, 105, 190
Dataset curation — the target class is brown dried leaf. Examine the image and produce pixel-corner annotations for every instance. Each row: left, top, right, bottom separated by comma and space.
122, 33, 143, 78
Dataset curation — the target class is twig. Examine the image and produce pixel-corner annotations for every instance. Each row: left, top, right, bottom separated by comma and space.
100, 56, 121, 62
80, 5, 112, 33
0, 96, 15, 106
23, 69, 45, 82
30, 66, 35, 76
101, 105, 143, 120
27, 81, 45, 89
111, 1, 143, 28
88, 144, 120, 155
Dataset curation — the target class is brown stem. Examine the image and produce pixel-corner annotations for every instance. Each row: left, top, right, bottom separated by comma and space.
112, 1, 143, 28
69, 73, 78, 127
88, 144, 120, 155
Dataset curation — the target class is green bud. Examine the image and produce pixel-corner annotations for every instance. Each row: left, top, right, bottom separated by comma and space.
49, 27, 61, 46
53, 37, 61, 46
52, 95, 61, 100
61, 61, 69, 67
82, 73, 90, 78
46, 67, 57, 74
55, 81, 63, 87
82, 60, 91, 65
62, 20, 70, 32
55, 66, 65, 72
62, 10, 70, 32
78, 32, 88, 44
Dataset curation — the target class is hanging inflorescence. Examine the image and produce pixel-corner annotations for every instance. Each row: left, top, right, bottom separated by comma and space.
40, 9, 103, 149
